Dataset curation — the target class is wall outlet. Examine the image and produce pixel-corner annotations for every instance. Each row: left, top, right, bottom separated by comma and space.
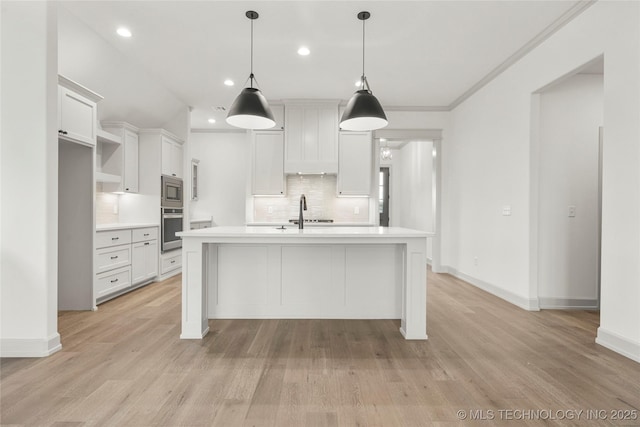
354, 206, 360, 215
502, 205, 511, 216
568, 205, 576, 217
268, 206, 273, 214
113, 203, 118, 214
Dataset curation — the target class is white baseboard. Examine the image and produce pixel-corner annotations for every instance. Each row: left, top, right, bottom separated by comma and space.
441, 266, 540, 311
596, 328, 640, 363
539, 297, 599, 310
1, 333, 61, 358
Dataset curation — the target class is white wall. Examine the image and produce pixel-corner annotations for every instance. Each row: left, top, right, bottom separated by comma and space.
189, 132, 249, 226
537, 74, 603, 308
442, 1, 640, 361
1, 2, 61, 356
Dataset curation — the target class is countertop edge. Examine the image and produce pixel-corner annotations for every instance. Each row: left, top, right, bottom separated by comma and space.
96, 223, 160, 231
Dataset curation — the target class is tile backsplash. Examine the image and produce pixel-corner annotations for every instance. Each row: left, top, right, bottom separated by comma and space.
253, 175, 370, 223
96, 191, 119, 224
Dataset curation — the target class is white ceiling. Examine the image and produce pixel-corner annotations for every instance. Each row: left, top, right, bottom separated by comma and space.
60, 1, 587, 130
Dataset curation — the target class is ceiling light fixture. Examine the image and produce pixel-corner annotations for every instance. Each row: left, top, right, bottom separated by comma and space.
340, 11, 388, 131
224, 79, 235, 86
116, 27, 132, 38
226, 11, 275, 130
297, 46, 310, 56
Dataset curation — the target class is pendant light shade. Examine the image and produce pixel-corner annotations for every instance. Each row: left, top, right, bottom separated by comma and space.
226, 87, 275, 129
340, 11, 388, 131
226, 11, 275, 130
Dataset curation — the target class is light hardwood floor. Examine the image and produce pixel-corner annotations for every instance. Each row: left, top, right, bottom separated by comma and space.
1, 270, 639, 426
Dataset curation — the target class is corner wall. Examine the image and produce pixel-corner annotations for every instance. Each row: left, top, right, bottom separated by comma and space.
1, 2, 61, 356
443, 1, 640, 361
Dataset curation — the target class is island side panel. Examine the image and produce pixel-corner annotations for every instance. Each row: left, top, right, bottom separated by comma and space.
400, 237, 428, 339
181, 238, 209, 339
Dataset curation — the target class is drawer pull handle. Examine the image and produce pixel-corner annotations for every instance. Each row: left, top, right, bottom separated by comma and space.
112, 237, 119, 240
171, 260, 176, 264
144, 242, 150, 246
110, 256, 118, 259
144, 233, 149, 236
110, 278, 119, 283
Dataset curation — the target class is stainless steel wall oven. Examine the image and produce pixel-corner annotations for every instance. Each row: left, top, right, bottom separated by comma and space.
161, 207, 183, 252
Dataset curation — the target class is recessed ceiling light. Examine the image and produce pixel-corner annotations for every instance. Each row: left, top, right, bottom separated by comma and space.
207, 118, 216, 124
224, 79, 234, 86
355, 80, 362, 87
297, 46, 310, 56
380, 138, 387, 142
116, 27, 132, 38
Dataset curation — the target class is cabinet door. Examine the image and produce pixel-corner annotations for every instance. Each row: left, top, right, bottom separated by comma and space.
144, 240, 159, 280
123, 130, 139, 193
161, 137, 173, 176
338, 132, 372, 196
58, 86, 97, 146
172, 143, 184, 179
252, 131, 284, 195
131, 242, 146, 284
132, 240, 158, 284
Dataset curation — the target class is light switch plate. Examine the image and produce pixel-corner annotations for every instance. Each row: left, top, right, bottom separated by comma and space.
354, 206, 360, 215
568, 205, 576, 217
502, 205, 511, 216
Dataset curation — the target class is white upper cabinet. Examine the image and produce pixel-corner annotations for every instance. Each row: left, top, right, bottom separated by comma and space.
268, 104, 285, 131
337, 131, 372, 196
252, 131, 285, 196
284, 101, 339, 174
58, 75, 102, 147
161, 135, 183, 178
100, 122, 140, 193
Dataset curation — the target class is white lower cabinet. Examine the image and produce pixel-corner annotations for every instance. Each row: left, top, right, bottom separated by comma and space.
96, 266, 132, 298
95, 226, 159, 303
132, 240, 158, 285
161, 251, 182, 275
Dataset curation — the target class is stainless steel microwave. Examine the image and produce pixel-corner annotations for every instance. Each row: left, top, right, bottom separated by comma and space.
161, 175, 183, 208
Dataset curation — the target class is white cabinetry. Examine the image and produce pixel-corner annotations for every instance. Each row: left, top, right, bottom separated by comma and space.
58, 75, 102, 147
252, 131, 285, 195
99, 122, 140, 193
161, 136, 184, 178
95, 226, 158, 303
131, 228, 159, 285
337, 131, 372, 196
284, 101, 339, 174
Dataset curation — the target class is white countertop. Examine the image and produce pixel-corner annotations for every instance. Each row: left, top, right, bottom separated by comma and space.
178, 226, 432, 239
96, 223, 159, 231
247, 222, 375, 227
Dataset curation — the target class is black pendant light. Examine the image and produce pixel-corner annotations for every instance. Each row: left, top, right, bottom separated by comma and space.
226, 11, 275, 130
340, 11, 388, 131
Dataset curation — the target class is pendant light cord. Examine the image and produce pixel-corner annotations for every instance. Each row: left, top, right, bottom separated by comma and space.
362, 16, 366, 87
250, 17, 254, 88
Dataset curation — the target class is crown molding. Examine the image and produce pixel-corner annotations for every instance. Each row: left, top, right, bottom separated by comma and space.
448, 0, 597, 110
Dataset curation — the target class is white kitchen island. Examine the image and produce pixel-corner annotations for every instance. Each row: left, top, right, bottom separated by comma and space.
177, 226, 431, 340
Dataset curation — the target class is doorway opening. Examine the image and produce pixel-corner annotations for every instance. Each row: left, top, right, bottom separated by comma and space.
379, 167, 390, 226
531, 56, 603, 313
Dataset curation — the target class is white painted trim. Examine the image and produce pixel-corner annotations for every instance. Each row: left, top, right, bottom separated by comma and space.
448, 0, 597, 109
0, 333, 61, 358
374, 129, 443, 141
538, 298, 599, 310
58, 74, 103, 102
383, 105, 449, 112
190, 128, 247, 134
442, 266, 540, 311
596, 328, 640, 363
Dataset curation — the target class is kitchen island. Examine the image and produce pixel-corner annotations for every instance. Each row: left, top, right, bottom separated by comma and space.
177, 226, 431, 340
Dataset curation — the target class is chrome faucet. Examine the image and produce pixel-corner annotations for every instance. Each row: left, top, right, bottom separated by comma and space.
299, 194, 307, 229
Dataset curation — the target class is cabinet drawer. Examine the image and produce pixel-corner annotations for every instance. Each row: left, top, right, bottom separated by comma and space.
96, 244, 131, 274
96, 229, 132, 248
161, 252, 182, 274
132, 227, 158, 242
95, 266, 131, 298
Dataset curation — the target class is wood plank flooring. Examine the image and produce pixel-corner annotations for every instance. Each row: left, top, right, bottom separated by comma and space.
2, 270, 639, 426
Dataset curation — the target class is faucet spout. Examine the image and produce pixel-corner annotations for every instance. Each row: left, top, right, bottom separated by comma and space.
299, 194, 307, 229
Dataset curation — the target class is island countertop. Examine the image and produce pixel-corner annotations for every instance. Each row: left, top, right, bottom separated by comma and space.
178, 225, 432, 239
